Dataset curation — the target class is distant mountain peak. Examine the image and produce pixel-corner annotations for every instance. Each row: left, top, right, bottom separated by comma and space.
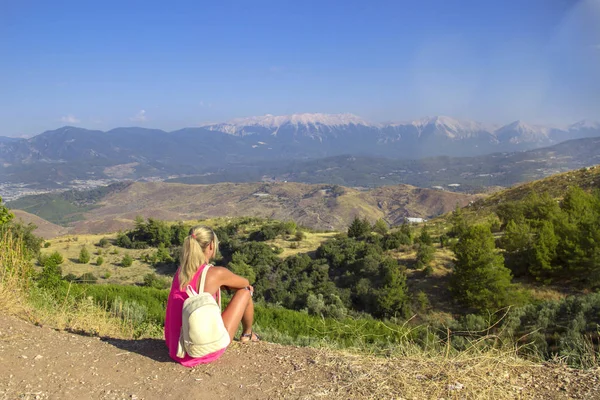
570, 120, 600, 130
390, 115, 490, 140
495, 120, 553, 144
203, 113, 372, 135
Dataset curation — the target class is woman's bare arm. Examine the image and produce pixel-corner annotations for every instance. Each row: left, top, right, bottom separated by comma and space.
211, 266, 250, 289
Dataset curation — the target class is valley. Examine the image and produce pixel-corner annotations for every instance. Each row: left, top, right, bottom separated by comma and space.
8, 180, 476, 235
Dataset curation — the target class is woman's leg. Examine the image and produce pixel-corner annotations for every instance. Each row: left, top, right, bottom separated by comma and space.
221, 288, 253, 341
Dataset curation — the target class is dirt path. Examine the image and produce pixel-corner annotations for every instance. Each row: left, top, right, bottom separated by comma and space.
1, 314, 599, 400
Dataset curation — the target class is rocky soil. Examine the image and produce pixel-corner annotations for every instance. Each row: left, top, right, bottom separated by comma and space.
1, 314, 599, 399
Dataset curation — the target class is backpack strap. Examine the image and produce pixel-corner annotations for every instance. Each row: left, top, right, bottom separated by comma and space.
198, 264, 222, 310
198, 264, 211, 293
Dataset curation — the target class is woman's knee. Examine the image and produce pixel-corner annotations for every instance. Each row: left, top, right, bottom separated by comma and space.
233, 287, 251, 302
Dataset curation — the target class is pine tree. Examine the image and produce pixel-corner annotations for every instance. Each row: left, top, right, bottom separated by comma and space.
500, 219, 533, 277
348, 216, 371, 239
529, 220, 559, 283
417, 224, 433, 246
374, 257, 408, 317
450, 224, 513, 312
78, 246, 91, 264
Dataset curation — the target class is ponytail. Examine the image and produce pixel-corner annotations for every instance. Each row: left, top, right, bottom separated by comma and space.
178, 225, 218, 290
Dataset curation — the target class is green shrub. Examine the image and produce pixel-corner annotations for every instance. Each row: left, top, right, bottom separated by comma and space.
143, 273, 169, 290
295, 230, 306, 241
96, 256, 104, 266
416, 243, 435, 269
77, 272, 97, 283
78, 246, 91, 264
373, 218, 389, 235
121, 254, 133, 267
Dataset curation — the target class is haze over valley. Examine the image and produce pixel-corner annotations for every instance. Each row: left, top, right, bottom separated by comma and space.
1, 113, 600, 201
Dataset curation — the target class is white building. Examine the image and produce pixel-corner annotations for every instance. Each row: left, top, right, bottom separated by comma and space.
405, 217, 425, 224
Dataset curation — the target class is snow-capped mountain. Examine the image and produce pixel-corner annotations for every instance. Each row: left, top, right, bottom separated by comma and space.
570, 120, 600, 130
204, 113, 372, 137
2, 114, 599, 180
494, 121, 555, 145
408, 116, 494, 141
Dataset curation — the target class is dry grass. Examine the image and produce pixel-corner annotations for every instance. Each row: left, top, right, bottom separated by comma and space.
0, 230, 155, 339
268, 232, 337, 258
25, 285, 150, 338
41, 233, 172, 285
0, 231, 32, 314
318, 348, 538, 399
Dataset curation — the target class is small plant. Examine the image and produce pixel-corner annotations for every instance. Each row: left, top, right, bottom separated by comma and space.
98, 237, 110, 248
111, 248, 119, 255
43, 241, 51, 248
295, 230, 305, 241
143, 273, 169, 289
121, 254, 133, 267
96, 256, 104, 266
63, 273, 78, 282
102, 271, 112, 279
78, 272, 97, 283
415, 291, 430, 313
78, 246, 91, 264
423, 265, 433, 277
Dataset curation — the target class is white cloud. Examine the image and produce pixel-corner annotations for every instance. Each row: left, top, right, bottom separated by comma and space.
130, 109, 147, 122
60, 114, 80, 124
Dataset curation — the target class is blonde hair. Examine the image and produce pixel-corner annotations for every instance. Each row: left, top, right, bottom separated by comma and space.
178, 225, 219, 290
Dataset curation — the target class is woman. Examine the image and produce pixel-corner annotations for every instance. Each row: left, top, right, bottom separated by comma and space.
165, 225, 259, 367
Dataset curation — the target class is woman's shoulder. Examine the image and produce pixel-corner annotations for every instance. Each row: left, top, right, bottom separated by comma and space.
206, 265, 228, 275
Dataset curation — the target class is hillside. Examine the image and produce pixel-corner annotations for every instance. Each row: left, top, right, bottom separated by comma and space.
473, 165, 600, 211
11, 210, 68, 239
65, 181, 476, 234
2, 313, 598, 399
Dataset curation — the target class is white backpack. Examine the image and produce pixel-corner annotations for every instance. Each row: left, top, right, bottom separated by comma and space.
177, 264, 231, 358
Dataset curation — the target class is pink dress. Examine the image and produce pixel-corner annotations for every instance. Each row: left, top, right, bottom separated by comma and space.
165, 264, 227, 366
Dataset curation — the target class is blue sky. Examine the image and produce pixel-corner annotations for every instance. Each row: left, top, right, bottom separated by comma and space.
1, 0, 599, 136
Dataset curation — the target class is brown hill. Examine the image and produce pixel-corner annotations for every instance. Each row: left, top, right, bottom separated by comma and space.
11, 210, 69, 239
70, 181, 477, 234
473, 164, 600, 211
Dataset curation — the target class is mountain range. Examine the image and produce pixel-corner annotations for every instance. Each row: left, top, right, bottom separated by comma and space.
1, 113, 599, 186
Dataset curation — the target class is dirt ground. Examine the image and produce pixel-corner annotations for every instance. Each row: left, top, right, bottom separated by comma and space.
1, 314, 600, 400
